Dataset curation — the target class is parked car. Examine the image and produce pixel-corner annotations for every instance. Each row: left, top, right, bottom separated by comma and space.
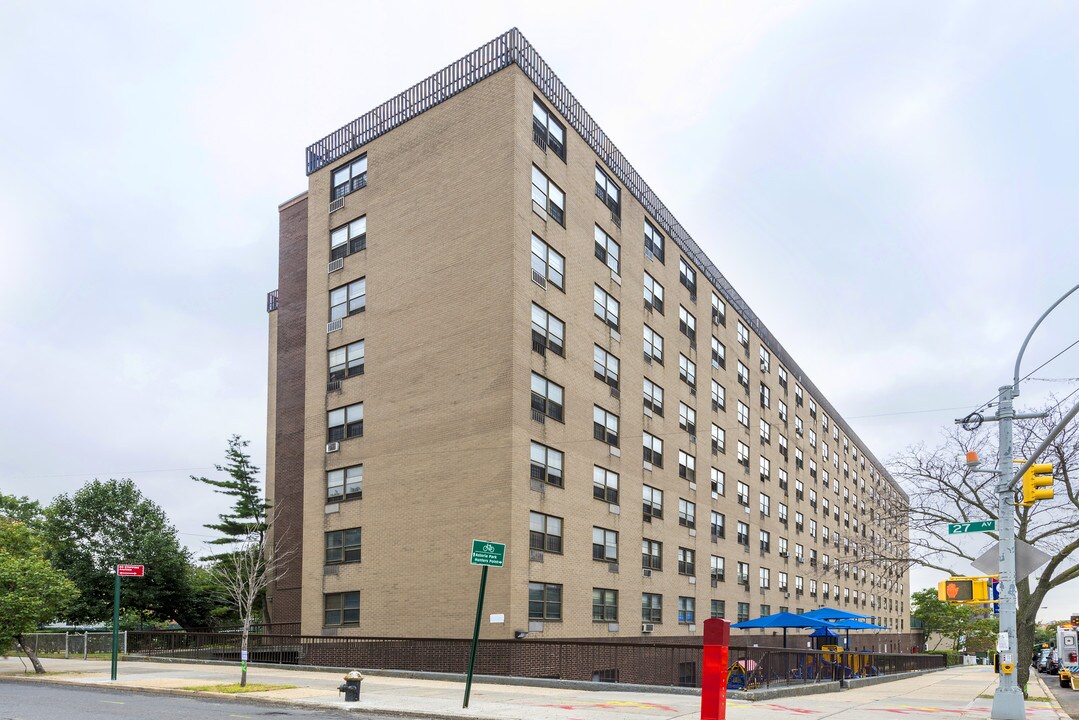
1038, 648, 1053, 673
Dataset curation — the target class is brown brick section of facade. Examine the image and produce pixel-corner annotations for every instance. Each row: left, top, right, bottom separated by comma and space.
270, 194, 309, 631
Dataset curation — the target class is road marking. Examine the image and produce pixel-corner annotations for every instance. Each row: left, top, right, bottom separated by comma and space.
100, 700, 125, 704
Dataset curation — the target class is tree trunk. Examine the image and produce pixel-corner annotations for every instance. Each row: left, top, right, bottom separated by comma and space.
15, 635, 46, 674
240, 617, 250, 687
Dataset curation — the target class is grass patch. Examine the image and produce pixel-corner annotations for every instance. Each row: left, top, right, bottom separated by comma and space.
978, 693, 1050, 702
182, 683, 297, 694
38, 653, 113, 660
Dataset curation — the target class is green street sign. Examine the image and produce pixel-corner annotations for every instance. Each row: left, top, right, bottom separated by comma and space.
948, 520, 996, 535
470, 539, 505, 567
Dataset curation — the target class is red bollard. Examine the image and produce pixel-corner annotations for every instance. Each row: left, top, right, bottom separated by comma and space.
701, 618, 730, 720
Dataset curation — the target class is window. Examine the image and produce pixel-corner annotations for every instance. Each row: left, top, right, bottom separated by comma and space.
328, 403, 363, 441
330, 216, 367, 260
678, 547, 696, 576
678, 452, 696, 483
711, 468, 725, 497
330, 278, 366, 321
643, 272, 664, 313
737, 361, 750, 390
711, 337, 726, 369
531, 304, 565, 356
643, 485, 663, 520
779, 400, 788, 423
779, 572, 789, 592
679, 354, 696, 389
643, 324, 664, 364
644, 220, 665, 262
530, 511, 563, 553
759, 419, 771, 445
593, 346, 619, 389
737, 401, 749, 428
737, 521, 749, 546
530, 234, 565, 290
642, 592, 662, 623
593, 285, 620, 330
795, 415, 804, 436
329, 340, 365, 381
679, 258, 697, 297
710, 510, 725, 539
795, 576, 804, 594
676, 404, 697, 438
595, 165, 620, 219
678, 306, 697, 343
528, 582, 562, 620
759, 456, 771, 482
678, 596, 696, 624
711, 599, 726, 618
711, 424, 725, 455
759, 493, 771, 517
327, 465, 362, 502
325, 528, 362, 564
593, 466, 619, 504
778, 365, 788, 390
711, 380, 726, 411
642, 538, 662, 570
759, 347, 771, 373
736, 602, 750, 623
593, 405, 619, 446
760, 604, 771, 617
759, 567, 771, 589
643, 432, 664, 467
678, 498, 696, 528
737, 441, 750, 468
593, 588, 618, 622
532, 97, 566, 160
737, 321, 750, 349
594, 225, 620, 274
795, 513, 804, 533
712, 292, 726, 326
331, 155, 367, 199
643, 378, 664, 416
760, 529, 771, 553
760, 383, 770, 409
530, 442, 563, 487
737, 562, 750, 585
592, 527, 618, 562
710, 555, 725, 582
531, 165, 565, 225
531, 373, 564, 422
324, 591, 361, 626
795, 384, 804, 406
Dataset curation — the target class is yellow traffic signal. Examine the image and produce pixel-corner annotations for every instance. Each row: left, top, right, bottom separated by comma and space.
937, 576, 992, 603
1021, 463, 1054, 506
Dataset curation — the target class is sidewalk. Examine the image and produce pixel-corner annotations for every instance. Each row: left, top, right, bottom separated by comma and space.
0, 656, 1066, 720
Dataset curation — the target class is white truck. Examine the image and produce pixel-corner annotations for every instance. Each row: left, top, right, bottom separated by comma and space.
1057, 622, 1078, 689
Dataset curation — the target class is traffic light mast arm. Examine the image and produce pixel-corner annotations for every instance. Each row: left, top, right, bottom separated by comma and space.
1013, 282, 1079, 399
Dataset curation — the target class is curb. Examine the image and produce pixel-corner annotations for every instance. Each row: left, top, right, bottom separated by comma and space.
0, 674, 489, 720
1031, 671, 1071, 720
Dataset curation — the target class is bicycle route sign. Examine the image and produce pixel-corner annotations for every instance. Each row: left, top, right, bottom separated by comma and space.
470, 540, 505, 567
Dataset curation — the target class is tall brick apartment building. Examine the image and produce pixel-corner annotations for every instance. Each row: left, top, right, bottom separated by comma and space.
265, 28, 911, 642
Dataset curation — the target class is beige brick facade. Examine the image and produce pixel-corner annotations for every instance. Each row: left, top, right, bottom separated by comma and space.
267, 32, 911, 642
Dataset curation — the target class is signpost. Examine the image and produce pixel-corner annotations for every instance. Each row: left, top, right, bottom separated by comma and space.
948, 520, 997, 535
463, 540, 505, 708
111, 564, 144, 681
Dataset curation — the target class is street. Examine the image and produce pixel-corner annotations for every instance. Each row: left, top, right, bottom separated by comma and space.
1044, 674, 1079, 719
0, 683, 404, 720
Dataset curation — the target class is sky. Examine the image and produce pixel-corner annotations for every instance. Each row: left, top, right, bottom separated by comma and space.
1, 1, 1077, 623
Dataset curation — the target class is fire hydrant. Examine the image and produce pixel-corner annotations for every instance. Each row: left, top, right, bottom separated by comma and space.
338, 670, 364, 702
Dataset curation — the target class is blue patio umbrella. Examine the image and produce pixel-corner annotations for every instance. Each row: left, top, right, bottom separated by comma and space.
821, 617, 888, 649
803, 607, 872, 621
809, 626, 839, 638
731, 611, 835, 648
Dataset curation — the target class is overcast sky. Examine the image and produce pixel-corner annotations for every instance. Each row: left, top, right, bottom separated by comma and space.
1, 1, 1077, 623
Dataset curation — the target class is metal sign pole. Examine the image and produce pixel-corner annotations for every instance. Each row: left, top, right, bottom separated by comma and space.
110, 570, 121, 681
992, 385, 1023, 720
463, 565, 488, 708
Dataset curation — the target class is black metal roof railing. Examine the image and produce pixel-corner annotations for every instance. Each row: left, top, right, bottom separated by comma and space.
305, 28, 905, 500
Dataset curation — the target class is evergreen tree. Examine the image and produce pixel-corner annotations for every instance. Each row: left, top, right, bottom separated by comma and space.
192, 435, 269, 556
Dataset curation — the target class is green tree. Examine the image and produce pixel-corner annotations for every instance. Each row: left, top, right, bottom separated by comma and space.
0, 518, 79, 673
43, 479, 195, 626
191, 435, 269, 556
0, 492, 44, 530
911, 587, 975, 651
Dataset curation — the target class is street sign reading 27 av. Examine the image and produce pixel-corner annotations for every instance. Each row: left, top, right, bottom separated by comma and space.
948, 521, 996, 535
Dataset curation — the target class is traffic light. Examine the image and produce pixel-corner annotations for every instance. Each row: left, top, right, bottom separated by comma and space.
1020, 462, 1054, 506
937, 576, 993, 603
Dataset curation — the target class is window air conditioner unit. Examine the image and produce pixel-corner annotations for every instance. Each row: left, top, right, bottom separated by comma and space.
779, 551, 788, 558
531, 269, 547, 288
641, 623, 654, 633
642, 568, 652, 577
326, 442, 340, 454
328, 257, 344, 273
329, 197, 344, 213
327, 318, 343, 333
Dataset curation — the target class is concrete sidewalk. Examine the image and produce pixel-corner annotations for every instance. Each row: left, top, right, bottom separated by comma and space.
0, 656, 1066, 720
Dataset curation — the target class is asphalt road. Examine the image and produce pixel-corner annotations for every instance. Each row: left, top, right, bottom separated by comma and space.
1044, 672, 1079, 720
0, 682, 405, 720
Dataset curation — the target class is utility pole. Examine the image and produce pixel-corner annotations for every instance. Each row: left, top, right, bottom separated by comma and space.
991, 383, 1022, 720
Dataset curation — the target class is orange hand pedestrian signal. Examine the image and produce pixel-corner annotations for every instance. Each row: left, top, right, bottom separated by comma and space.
937, 577, 989, 603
